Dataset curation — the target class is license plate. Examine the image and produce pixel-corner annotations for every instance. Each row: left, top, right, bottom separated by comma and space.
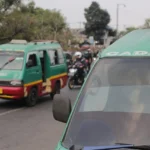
0, 88, 3, 94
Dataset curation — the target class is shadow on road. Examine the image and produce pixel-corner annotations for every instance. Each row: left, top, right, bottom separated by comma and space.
0, 96, 52, 110
37, 95, 53, 105
0, 100, 24, 110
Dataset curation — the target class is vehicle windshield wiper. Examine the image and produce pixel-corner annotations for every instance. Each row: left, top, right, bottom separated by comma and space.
0, 57, 15, 70
69, 144, 150, 150
83, 144, 150, 150
113, 143, 150, 150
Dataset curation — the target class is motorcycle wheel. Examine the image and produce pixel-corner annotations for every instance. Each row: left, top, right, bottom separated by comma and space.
78, 76, 84, 86
68, 78, 74, 90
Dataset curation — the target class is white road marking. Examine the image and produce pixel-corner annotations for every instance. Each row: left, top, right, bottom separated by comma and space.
0, 107, 25, 117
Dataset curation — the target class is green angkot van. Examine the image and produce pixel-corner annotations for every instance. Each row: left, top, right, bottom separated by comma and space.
53, 29, 150, 150
0, 40, 67, 106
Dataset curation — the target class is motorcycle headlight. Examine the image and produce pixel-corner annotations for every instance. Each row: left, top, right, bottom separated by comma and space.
10, 80, 23, 86
70, 69, 77, 73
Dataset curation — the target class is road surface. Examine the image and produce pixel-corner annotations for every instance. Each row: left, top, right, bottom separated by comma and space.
0, 87, 79, 150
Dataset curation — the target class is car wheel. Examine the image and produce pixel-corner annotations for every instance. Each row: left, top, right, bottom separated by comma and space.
25, 87, 38, 107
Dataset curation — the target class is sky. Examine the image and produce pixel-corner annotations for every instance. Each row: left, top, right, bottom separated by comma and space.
33, 0, 150, 31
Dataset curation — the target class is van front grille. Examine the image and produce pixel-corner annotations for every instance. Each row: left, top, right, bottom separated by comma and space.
0, 81, 10, 86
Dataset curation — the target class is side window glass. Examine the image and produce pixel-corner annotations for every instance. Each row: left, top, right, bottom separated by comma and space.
57, 48, 64, 64
48, 50, 59, 65
26, 53, 37, 68
37, 51, 44, 58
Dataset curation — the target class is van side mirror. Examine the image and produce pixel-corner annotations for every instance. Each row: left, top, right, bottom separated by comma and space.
26, 60, 33, 68
52, 94, 72, 123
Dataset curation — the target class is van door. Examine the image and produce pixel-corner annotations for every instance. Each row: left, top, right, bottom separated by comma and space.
37, 50, 48, 82
24, 52, 42, 90
47, 49, 67, 89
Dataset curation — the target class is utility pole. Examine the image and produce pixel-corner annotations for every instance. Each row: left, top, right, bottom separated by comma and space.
116, 4, 126, 34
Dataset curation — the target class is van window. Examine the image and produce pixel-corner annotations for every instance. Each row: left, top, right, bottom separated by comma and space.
38, 51, 44, 58
27, 54, 37, 67
48, 50, 55, 65
57, 48, 64, 64
47, 50, 59, 65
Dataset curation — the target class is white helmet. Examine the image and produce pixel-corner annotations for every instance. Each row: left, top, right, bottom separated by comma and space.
74, 51, 82, 58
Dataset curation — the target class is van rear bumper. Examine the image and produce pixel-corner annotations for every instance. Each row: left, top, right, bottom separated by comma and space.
0, 86, 24, 99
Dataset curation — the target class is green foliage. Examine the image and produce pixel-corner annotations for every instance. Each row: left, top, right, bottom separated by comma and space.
84, 1, 111, 41
0, 0, 21, 14
0, 0, 72, 49
119, 26, 137, 37
108, 28, 117, 37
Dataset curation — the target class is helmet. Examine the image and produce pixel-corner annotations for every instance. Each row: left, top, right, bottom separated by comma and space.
74, 51, 82, 58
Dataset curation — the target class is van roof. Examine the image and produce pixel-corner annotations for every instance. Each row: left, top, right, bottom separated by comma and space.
0, 41, 62, 53
101, 29, 150, 58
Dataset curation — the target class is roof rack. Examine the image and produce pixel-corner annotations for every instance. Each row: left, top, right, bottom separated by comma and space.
10, 39, 28, 44
31, 40, 58, 44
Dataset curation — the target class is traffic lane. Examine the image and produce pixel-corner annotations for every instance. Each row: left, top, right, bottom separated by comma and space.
0, 98, 64, 150
0, 87, 79, 150
0, 86, 79, 114
0, 99, 24, 114
0, 85, 79, 116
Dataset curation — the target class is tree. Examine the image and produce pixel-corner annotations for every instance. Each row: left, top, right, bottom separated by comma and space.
119, 27, 137, 37
0, 10, 33, 42
119, 26, 137, 37
39, 9, 66, 40
108, 28, 117, 37
0, 1, 68, 42
0, 0, 21, 14
84, 1, 111, 41
126, 27, 137, 33
0, 0, 74, 50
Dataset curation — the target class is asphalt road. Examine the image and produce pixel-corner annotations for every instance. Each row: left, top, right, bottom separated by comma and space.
0, 86, 79, 150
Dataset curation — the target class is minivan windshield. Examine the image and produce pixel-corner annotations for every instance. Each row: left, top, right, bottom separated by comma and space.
63, 58, 150, 148
0, 51, 24, 70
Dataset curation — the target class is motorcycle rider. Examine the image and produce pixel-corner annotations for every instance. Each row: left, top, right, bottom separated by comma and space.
83, 49, 93, 71
73, 51, 87, 77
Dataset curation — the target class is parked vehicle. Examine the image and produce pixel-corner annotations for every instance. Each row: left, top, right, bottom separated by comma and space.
68, 61, 85, 89
53, 29, 150, 150
0, 40, 68, 106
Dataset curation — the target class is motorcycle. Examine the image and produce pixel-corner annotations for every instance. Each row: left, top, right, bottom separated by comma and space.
68, 62, 85, 89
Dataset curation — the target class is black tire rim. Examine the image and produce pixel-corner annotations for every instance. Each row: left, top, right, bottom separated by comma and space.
30, 90, 37, 104
50, 93, 55, 100
56, 83, 60, 94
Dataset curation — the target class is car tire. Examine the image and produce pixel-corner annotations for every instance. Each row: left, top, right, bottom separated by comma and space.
50, 81, 61, 100
25, 87, 38, 107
